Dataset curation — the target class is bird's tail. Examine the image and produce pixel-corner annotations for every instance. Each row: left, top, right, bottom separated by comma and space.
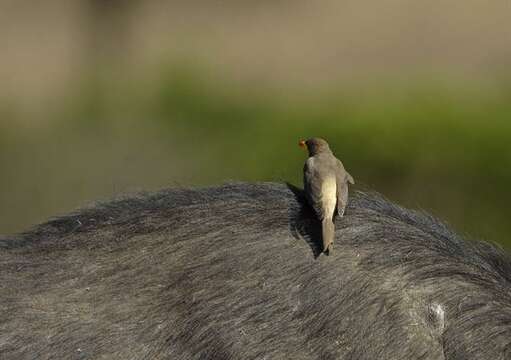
322, 218, 335, 254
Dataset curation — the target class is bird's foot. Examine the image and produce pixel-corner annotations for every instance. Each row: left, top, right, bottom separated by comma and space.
324, 243, 333, 255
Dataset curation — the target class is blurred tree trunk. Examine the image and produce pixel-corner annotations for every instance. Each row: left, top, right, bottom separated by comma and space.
86, 0, 136, 69
81, 0, 137, 117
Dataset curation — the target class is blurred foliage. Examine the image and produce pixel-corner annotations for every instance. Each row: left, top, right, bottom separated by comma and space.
1, 66, 510, 250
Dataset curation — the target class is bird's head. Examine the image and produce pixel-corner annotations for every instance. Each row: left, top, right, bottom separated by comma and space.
299, 138, 331, 156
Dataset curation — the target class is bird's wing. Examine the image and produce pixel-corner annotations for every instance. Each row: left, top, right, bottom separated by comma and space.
335, 161, 353, 216
336, 181, 349, 217
304, 158, 327, 220
346, 171, 355, 185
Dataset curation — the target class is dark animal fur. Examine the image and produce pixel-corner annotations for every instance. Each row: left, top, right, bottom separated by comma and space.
1, 182, 510, 359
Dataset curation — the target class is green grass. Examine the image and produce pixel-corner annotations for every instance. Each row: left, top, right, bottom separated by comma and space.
1, 67, 510, 249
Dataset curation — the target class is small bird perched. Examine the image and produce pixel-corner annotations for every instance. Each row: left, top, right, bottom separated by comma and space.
299, 138, 354, 254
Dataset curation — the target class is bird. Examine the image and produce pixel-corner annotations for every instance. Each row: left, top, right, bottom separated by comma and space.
299, 137, 354, 254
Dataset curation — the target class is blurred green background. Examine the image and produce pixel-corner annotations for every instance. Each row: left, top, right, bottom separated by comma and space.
1, 1, 510, 248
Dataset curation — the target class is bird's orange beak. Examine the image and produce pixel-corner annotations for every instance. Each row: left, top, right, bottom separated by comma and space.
299, 140, 306, 148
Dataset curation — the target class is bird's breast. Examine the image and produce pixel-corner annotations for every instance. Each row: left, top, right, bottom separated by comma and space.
321, 177, 337, 219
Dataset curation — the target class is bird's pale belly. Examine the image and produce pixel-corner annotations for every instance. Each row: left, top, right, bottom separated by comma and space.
321, 177, 337, 219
